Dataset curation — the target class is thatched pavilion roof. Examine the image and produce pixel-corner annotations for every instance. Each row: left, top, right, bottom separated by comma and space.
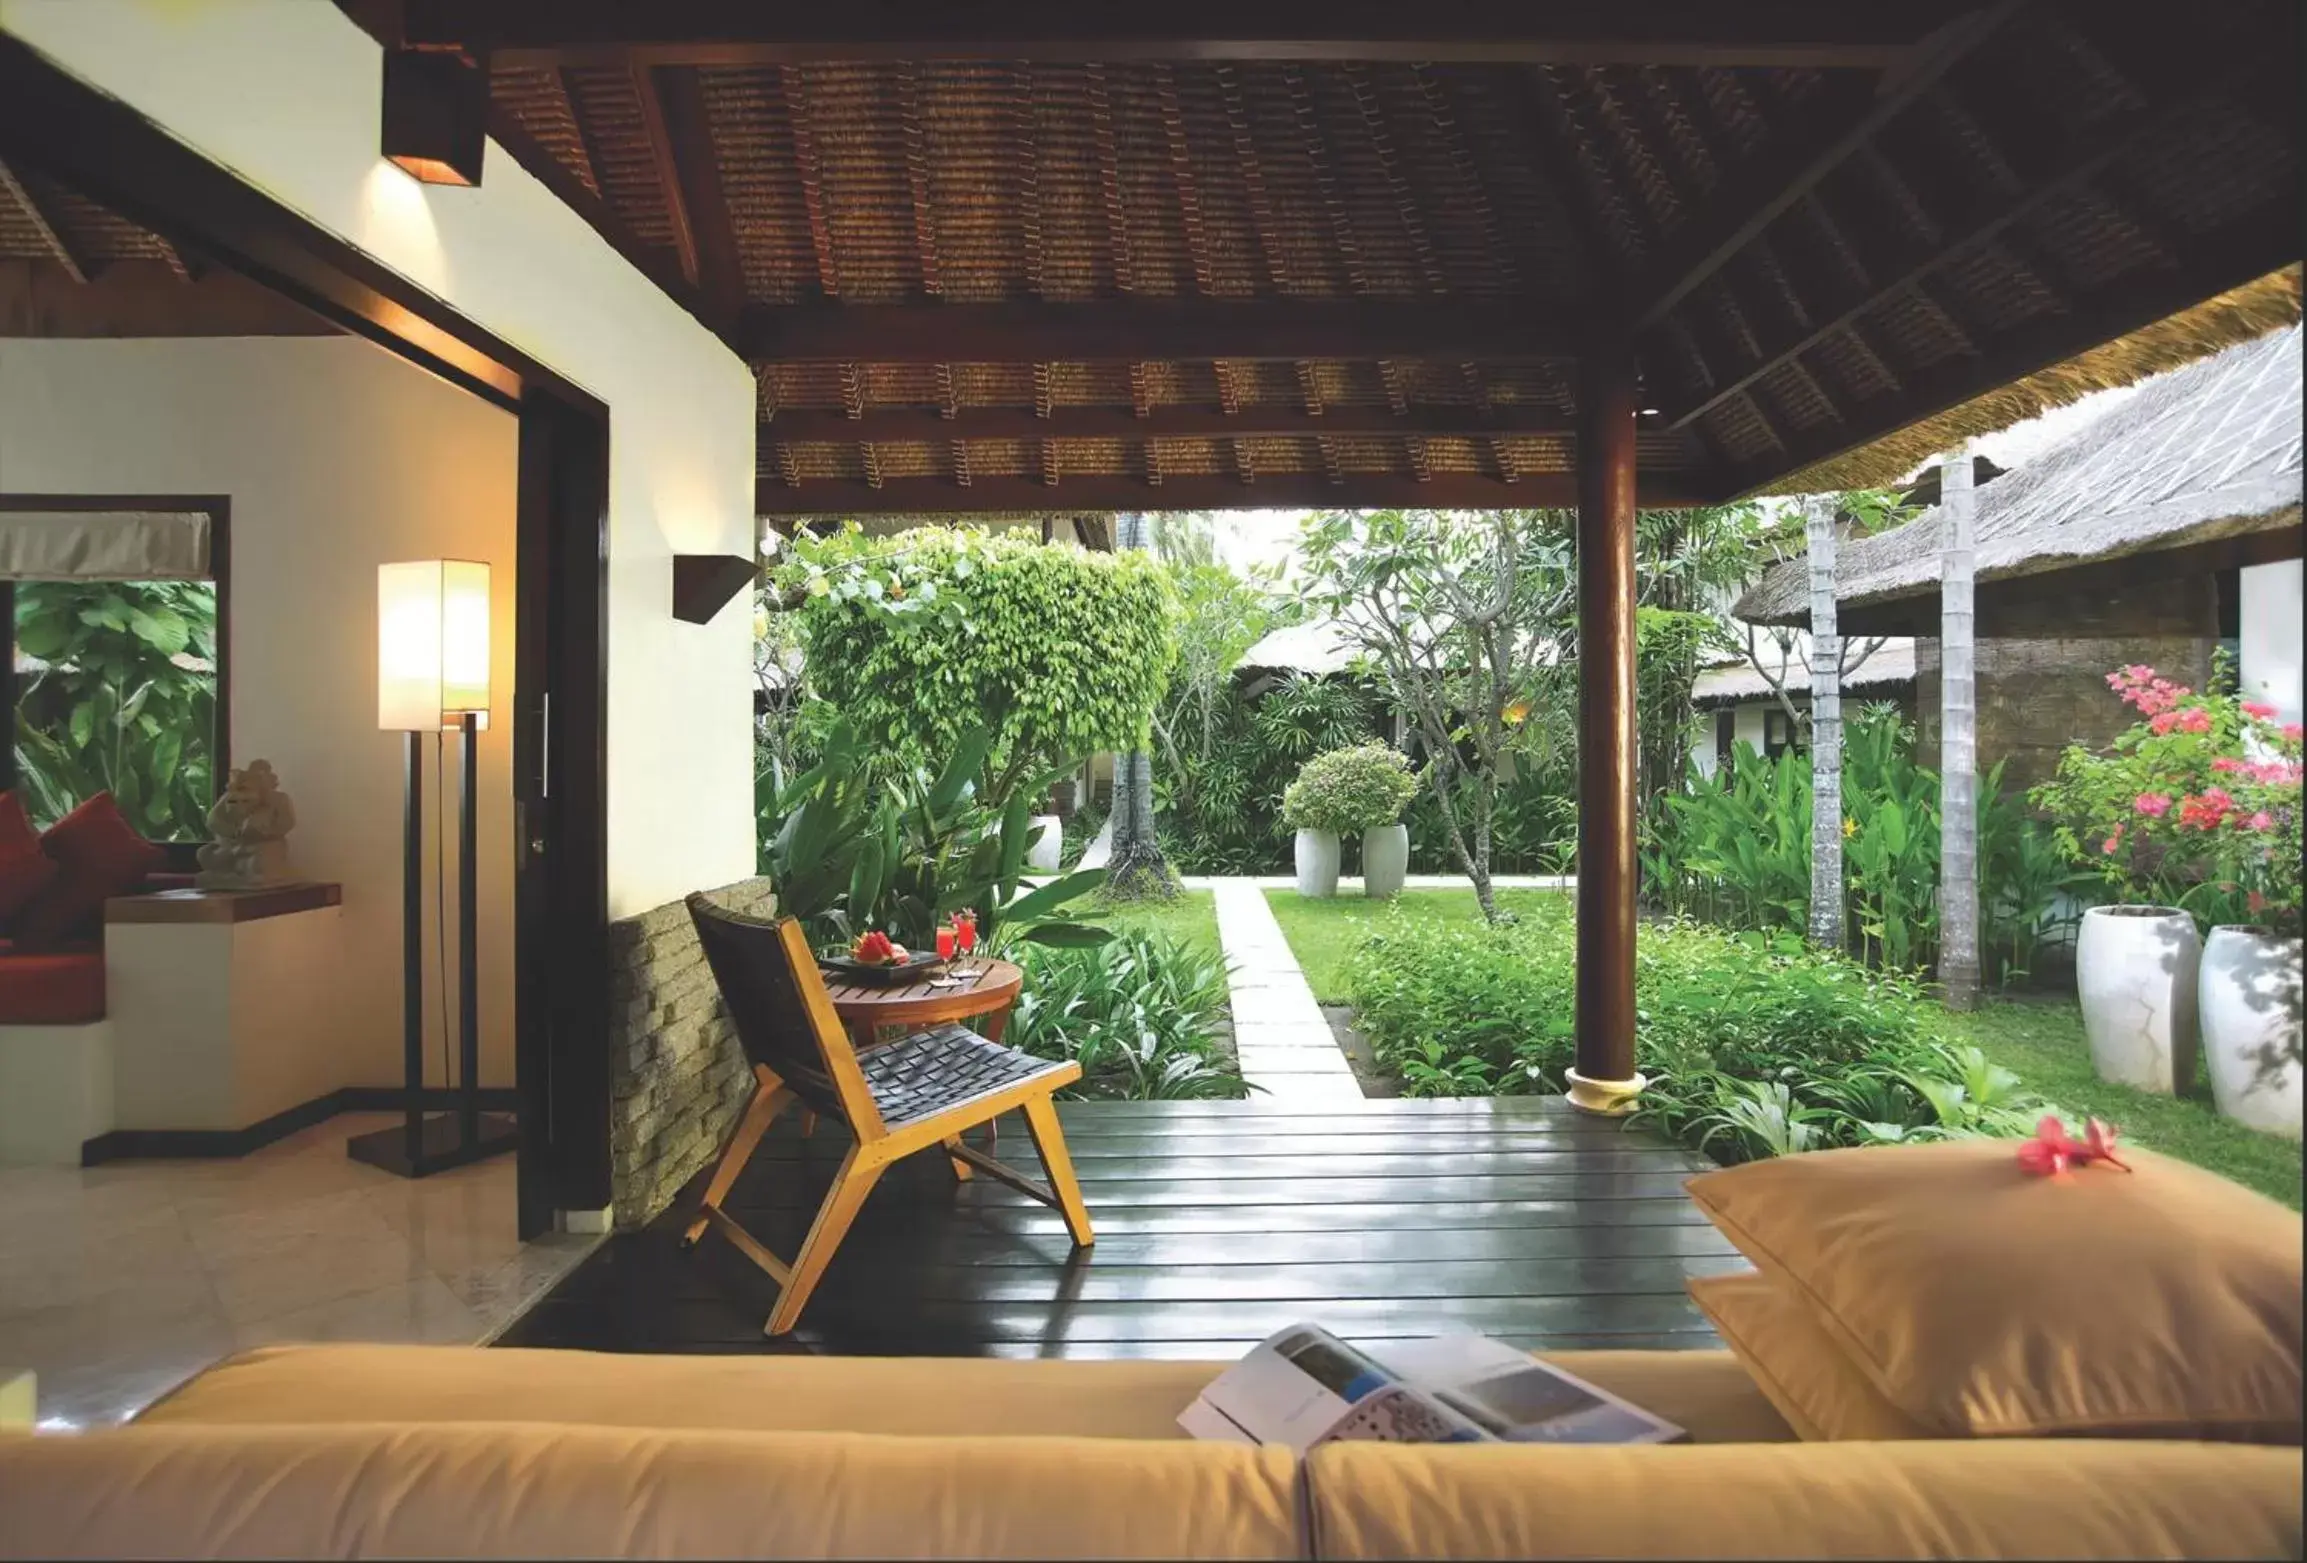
1737, 320, 2305, 625
365, 6, 2304, 515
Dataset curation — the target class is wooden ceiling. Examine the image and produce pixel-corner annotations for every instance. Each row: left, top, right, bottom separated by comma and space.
0, 158, 332, 337
385, 4, 2300, 512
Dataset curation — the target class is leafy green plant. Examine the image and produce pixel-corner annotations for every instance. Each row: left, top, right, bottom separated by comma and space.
773, 524, 1178, 800
13, 580, 219, 839
1281, 743, 1418, 835
762, 719, 1108, 951
1009, 929, 1244, 1100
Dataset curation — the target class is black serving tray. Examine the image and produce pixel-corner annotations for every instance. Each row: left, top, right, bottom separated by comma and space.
819, 951, 947, 987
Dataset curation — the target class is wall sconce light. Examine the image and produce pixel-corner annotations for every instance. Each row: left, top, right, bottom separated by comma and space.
672, 553, 761, 624
382, 49, 488, 187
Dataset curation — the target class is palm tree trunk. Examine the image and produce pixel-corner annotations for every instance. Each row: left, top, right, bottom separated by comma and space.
1938, 450, 1981, 1009
1106, 511, 1176, 899
1807, 494, 1845, 952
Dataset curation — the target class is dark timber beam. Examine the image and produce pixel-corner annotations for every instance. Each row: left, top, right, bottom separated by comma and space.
1659, 46, 2289, 435
0, 157, 93, 283
1569, 340, 1642, 1117
635, 65, 746, 321
399, 1, 1967, 69
755, 469, 1706, 515
739, 299, 1578, 364
763, 403, 1579, 443
1624, 0, 2021, 331
1720, 214, 2301, 499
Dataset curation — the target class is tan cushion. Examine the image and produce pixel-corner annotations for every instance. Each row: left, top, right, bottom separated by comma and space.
142, 1343, 1796, 1445
1688, 1272, 1933, 1441
0, 1422, 1304, 1561
1686, 1141, 2304, 1441
1306, 1438, 2305, 1561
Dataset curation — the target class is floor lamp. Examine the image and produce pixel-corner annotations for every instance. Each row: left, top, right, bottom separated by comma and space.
348, 559, 518, 1178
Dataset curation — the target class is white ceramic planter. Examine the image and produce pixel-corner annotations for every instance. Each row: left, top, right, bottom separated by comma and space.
2075, 906, 2200, 1094
1362, 823, 1410, 899
1294, 829, 1341, 898
2199, 927, 2304, 1140
1025, 814, 1064, 873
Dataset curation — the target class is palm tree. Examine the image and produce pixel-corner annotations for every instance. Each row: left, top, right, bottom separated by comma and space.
1806, 493, 1846, 952
1938, 448, 1981, 1009
1105, 510, 1176, 899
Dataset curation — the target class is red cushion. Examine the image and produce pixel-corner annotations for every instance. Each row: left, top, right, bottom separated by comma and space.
0, 941, 106, 1024
0, 792, 57, 927
14, 792, 167, 948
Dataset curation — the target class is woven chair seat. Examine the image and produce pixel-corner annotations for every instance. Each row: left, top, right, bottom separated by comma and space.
860, 1024, 1068, 1126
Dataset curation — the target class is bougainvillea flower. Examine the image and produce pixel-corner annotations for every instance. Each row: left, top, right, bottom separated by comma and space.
2102, 824, 2125, 855
2242, 700, 2278, 720
2211, 757, 2245, 774
2150, 711, 2181, 735
2246, 811, 2276, 832
2134, 792, 2173, 817
2179, 709, 2213, 733
2283, 723, 2303, 743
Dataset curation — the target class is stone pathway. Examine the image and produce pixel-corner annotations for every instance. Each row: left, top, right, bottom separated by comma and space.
1210, 881, 1368, 1106
1201, 874, 1576, 1105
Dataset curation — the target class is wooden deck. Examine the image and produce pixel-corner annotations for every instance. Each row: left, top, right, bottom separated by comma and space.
498, 1097, 1744, 1358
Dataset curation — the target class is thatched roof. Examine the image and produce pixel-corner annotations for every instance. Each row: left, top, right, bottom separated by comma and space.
1693, 636, 1916, 705
1738, 321, 2305, 624
364, 4, 2307, 515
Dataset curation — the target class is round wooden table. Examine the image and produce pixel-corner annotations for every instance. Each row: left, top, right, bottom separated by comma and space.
821, 958, 1025, 1053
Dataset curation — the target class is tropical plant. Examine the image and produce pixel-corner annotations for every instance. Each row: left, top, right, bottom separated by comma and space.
1299, 508, 1578, 921
761, 720, 1109, 951
2033, 658, 2303, 934
1009, 929, 1243, 1100
12, 579, 219, 839
1281, 744, 1418, 837
771, 523, 1178, 801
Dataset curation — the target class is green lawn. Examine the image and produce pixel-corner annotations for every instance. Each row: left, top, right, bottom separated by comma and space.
1267, 886, 2303, 1207
1265, 887, 1567, 1002
1088, 888, 1221, 958
1939, 998, 2302, 1208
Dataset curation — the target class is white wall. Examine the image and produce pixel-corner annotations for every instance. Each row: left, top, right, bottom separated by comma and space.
0, 0, 759, 919
0, 336, 518, 1090
2240, 558, 2303, 725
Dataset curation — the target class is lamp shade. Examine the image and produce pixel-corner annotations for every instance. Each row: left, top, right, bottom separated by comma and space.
379, 559, 491, 731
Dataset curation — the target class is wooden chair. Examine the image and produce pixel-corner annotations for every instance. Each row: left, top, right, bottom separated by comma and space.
680, 895, 1095, 1335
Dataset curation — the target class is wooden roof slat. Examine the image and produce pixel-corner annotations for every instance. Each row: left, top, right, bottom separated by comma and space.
735, 297, 1578, 363
765, 401, 1577, 444
0, 157, 92, 283
401, 2, 1973, 70
1661, 47, 2282, 435
1727, 211, 2299, 498
1626, 0, 2021, 330
757, 469, 1707, 514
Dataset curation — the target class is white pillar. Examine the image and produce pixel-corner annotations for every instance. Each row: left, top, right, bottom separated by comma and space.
2239, 559, 2303, 724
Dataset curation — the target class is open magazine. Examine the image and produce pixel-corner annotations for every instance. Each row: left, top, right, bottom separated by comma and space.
1178, 1325, 1685, 1450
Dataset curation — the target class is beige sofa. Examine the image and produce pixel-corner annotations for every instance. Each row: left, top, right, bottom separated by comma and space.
1, 1344, 2298, 1559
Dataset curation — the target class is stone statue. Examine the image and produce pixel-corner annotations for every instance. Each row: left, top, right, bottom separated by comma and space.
196, 759, 297, 889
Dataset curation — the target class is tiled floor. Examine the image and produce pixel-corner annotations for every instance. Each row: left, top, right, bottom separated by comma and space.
0, 1115, 595, 1429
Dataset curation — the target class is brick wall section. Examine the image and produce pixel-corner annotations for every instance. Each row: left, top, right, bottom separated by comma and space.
606, 876, 776, 1229
1915, 576, 2218, 799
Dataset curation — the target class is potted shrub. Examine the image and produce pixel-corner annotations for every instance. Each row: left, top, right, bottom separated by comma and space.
1281, 754, 1351, 898
2035, 664, 2224, 1094
1285, 744, 1421, 898
2188, 701, 2302, 1138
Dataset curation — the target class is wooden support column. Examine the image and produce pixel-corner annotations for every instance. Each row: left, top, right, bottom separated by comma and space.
1568, 340, 1645, 1116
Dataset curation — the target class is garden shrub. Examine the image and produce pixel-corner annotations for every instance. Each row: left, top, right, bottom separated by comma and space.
776, 524, 1178, 799
1341, 898, 2046, 1162
1010, 929, 1244, 1100
1281, 743, 1418, 835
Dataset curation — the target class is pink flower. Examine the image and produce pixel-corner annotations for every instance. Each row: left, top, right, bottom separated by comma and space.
2284, 723, 2304, 743
2134, 792, 2173, 817
2150, 711, 2181, 735
2178, 788, 2237, 830
2246, 811, 2276, 832
2242, 700, 2278, 720
2212, 756, 2245, 773
2250, 890, 2270, 914
2102, 824, 2125, 855
2179, 708, 2213, 734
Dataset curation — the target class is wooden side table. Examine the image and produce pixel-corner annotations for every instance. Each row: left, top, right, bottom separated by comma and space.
821, 958, 1025, 1053
102, 882, 345, 1133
